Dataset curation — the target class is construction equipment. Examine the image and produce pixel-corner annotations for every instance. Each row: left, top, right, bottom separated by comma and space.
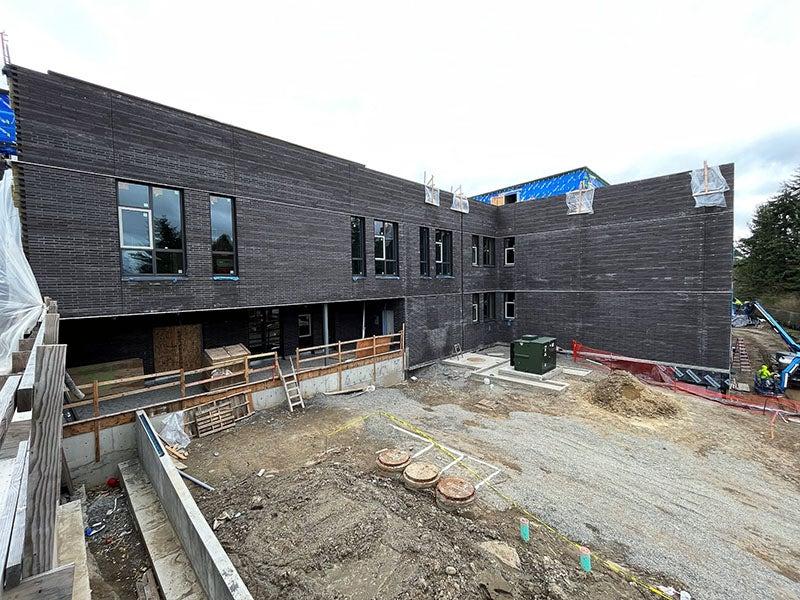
278, 357, 305, 412
751, 301, 800, 396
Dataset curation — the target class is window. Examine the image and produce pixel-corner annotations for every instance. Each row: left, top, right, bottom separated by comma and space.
298, 313, 312, 338
504, 192, 518, 204
419, 227, 430, 277
374, 220, 399, 276
482, 237, 496, 267
118, 182, 184, 276
210, 195, 237, 275
471, 235, 479, 266
435, 229, 453, 276
351, 216, 366, 276
483, 293, 496, 321
504, 292, 516, 319
471, 294, 480, 323
504, 237, 515, 266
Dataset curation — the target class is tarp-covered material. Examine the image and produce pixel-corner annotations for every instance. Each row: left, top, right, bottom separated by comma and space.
690, 164, 729, 208
0, 167, 44, 373
471, 167, 607, 205
0, 92, 15, 156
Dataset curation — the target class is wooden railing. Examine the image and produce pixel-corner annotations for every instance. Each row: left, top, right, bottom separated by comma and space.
62, 326, 406, 454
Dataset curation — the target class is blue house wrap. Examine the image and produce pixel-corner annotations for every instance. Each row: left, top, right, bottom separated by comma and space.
0, 91, 16, 155
471, 167, 608, 204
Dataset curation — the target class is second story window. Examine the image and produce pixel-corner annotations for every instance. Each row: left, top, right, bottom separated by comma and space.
435, 229, 453, 276
351, 216, 366, 276
482, 237, 496, 267
374, 220, 398, 276
504, 237, 515, 266
210, 195, 237, 276
471, 235, 480, 266
118, 181, 184, 276
419, 227, 430, 277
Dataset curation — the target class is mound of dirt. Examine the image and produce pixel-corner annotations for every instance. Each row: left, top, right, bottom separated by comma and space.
590, 370, 680, 419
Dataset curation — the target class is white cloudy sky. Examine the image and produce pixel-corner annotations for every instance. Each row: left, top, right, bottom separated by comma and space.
3, 1, 799, 240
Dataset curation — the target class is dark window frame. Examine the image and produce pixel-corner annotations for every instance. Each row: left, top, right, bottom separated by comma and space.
482, 237, 496, 267
298, 313, 312, 338
351, 216, 366, 277
419, 226, 430, 277
210, 194, 238, 276
504, 237, 515, 266
435, 229, 453, 277
374, 219, 399, 277
483, 292, 496, 321
117, 180, 186, 277
471, 235, 480, 266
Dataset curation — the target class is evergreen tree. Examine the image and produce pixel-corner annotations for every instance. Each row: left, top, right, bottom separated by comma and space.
734, 167, 800, 297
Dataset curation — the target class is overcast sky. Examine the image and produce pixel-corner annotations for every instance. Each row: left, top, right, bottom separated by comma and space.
3, 1, 799, 240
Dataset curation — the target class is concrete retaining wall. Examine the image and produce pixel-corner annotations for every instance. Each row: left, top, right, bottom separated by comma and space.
135, 410, 253, 600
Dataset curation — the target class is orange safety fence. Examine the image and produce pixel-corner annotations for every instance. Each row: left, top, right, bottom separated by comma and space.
571, 340, 800, 415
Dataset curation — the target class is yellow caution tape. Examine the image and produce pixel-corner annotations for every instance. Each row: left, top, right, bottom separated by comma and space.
325, 410, 675, 599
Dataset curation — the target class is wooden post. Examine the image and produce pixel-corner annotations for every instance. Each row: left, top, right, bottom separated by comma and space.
703, 160, 709, 193
24, 344, 67, 578
401, 324, 406, 374
243, 357, 253, 412
92, 380, 100, 463
337, 341, 343, 391
295, 348, 301, 372
372, 335, 377, 383
43, 313, 59, 345
273, 355, 280, 381
179, 369, 186, 397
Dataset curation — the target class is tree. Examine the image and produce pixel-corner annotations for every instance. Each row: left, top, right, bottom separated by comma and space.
734, 167, 800, 298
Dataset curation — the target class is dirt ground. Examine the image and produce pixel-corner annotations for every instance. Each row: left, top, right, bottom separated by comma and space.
186, 408, 675, 599
174, 344, 800, 600
84, 485, 151, 600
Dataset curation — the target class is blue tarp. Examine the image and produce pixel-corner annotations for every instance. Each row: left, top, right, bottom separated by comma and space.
471, 167, 607, 204
0, 91, 16, 156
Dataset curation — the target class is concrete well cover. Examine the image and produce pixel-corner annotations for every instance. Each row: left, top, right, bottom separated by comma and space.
377, 448, 411, 468
403, 461, 440, 484
436, 476, 475, 501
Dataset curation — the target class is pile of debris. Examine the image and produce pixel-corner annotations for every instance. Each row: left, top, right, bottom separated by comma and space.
590, 370, 680, 419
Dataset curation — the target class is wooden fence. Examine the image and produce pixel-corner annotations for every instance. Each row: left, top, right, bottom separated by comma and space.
62, 327, 406, 458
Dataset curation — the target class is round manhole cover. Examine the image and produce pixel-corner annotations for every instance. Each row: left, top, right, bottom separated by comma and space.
436, 476, 475, 502
377, 448, 411, 468
403, 461, 440, 485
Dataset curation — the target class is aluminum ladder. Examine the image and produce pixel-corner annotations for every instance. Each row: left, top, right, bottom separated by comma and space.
279, 357, 305, 412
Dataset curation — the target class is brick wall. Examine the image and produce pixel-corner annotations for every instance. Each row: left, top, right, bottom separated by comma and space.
6, 65, 733, 370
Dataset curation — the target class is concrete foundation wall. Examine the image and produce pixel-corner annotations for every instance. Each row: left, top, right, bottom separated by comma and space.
134, 411, 252, 599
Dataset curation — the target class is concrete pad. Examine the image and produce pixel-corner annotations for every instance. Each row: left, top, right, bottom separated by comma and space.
442, 353, 507, 371
498, 366, 562, 382
55, 501, 91, 600
562, 367, 592, 377
489, 372, 569, 392
119, 459, 206, 600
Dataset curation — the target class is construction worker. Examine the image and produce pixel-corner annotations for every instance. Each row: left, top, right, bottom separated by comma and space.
755, 364, 776, 394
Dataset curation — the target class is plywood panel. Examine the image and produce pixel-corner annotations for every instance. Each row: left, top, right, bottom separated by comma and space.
154, 325, 202, 372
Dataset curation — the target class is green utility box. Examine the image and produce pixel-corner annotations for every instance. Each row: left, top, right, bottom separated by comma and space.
512, 336, 557, 375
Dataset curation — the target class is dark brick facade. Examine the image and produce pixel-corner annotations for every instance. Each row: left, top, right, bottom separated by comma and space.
5, 65, 734, 370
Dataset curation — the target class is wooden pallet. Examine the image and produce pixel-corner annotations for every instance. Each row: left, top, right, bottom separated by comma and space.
195, 400, 236, 438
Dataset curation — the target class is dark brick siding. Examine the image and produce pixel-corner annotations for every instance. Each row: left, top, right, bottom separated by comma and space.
7, 65, 733, 370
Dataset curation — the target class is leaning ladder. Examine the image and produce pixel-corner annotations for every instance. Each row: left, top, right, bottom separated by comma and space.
279, 357, 305, 412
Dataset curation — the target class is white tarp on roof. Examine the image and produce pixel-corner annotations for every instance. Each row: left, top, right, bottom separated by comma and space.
0, 167, 44, 373
690, 164, 729, 208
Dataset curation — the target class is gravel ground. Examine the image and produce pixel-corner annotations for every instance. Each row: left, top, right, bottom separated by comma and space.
319, 361, 800, 600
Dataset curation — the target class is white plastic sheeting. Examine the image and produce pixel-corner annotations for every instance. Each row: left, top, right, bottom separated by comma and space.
690, 164, 728, 208
566, 187, 595, 215
450, 186, 469, 214
424, 174, 440, 206
0, 167, 44, 374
